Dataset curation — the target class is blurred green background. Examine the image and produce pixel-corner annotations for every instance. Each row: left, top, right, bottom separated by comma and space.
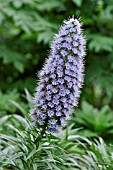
0, 0, 113, 141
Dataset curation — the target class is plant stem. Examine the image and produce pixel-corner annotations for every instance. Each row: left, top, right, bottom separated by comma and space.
34, 121, 48, 145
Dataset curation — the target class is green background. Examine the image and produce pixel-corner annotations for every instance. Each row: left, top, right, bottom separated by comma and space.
0, 0, 113, 140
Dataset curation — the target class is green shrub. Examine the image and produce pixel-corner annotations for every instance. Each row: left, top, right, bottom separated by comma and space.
72, 101, 113, 139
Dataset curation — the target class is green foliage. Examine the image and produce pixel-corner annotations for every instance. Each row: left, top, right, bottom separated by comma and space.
72, 101, 113, 138
1, 113, 113, 169
0, 0, 113, 100
0, 89, 32, 119
0, 45, 29, 73
88, 34, 113, 52
1, 0, 113, 169
0, 90, 23, 114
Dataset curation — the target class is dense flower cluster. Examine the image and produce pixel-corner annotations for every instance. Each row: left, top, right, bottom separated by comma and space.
30, 17, 86, 133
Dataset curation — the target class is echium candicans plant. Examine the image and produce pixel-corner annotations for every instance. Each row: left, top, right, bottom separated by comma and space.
30, 17, 86, 133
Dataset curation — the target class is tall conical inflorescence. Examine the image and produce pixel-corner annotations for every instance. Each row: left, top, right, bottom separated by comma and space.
30, 17, 86, 133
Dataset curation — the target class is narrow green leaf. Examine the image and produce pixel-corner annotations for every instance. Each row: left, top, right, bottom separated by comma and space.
0, 115, 10, 124
8, 99, 26, 114
26, 149, 39, 160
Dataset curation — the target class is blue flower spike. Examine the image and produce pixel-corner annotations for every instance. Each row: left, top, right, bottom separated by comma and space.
30, 17, 86, 133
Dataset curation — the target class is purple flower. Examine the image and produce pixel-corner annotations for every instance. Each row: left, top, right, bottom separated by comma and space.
48, 102, 54, 108
67, 81, 73, 88
59, 90, 66, 96
52, 80, 58, 85
51, 87, 58, 94
73, 34, 79, 40
57, 70, 63, 77
46, 85, 52, 90
61, 49, 68, 56
56, 105, 62, 111
50, 74, 56, 79
60, 30, 69, 36
30, 17, 86, 133
47, 128, 58, 134
40, 113, 47, 120
65, 69, 71, 75
65, 37, 72, 43
67, 55, 73, 62
66, 89, 70, 94
53, 98, 59, 105
61, 97, 67, 103
62, 42, 69, 48
49, 118, 57, 125
56, 111, 62, 116
58, 78, 64, 84
58, 58, 64, 65
42, 104, 47, 110
63, 109, 70, 120
48, 110, 54, 117
64, 23, 73, 29
65, 62, 71, 69
53, 94, 60, 100
64, 76, 71, 82
69, 28, 76, 33
73, 41, 78, 47
64, 103, 69, 108
72, 48, 77, 54
60, 117, 66, 127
